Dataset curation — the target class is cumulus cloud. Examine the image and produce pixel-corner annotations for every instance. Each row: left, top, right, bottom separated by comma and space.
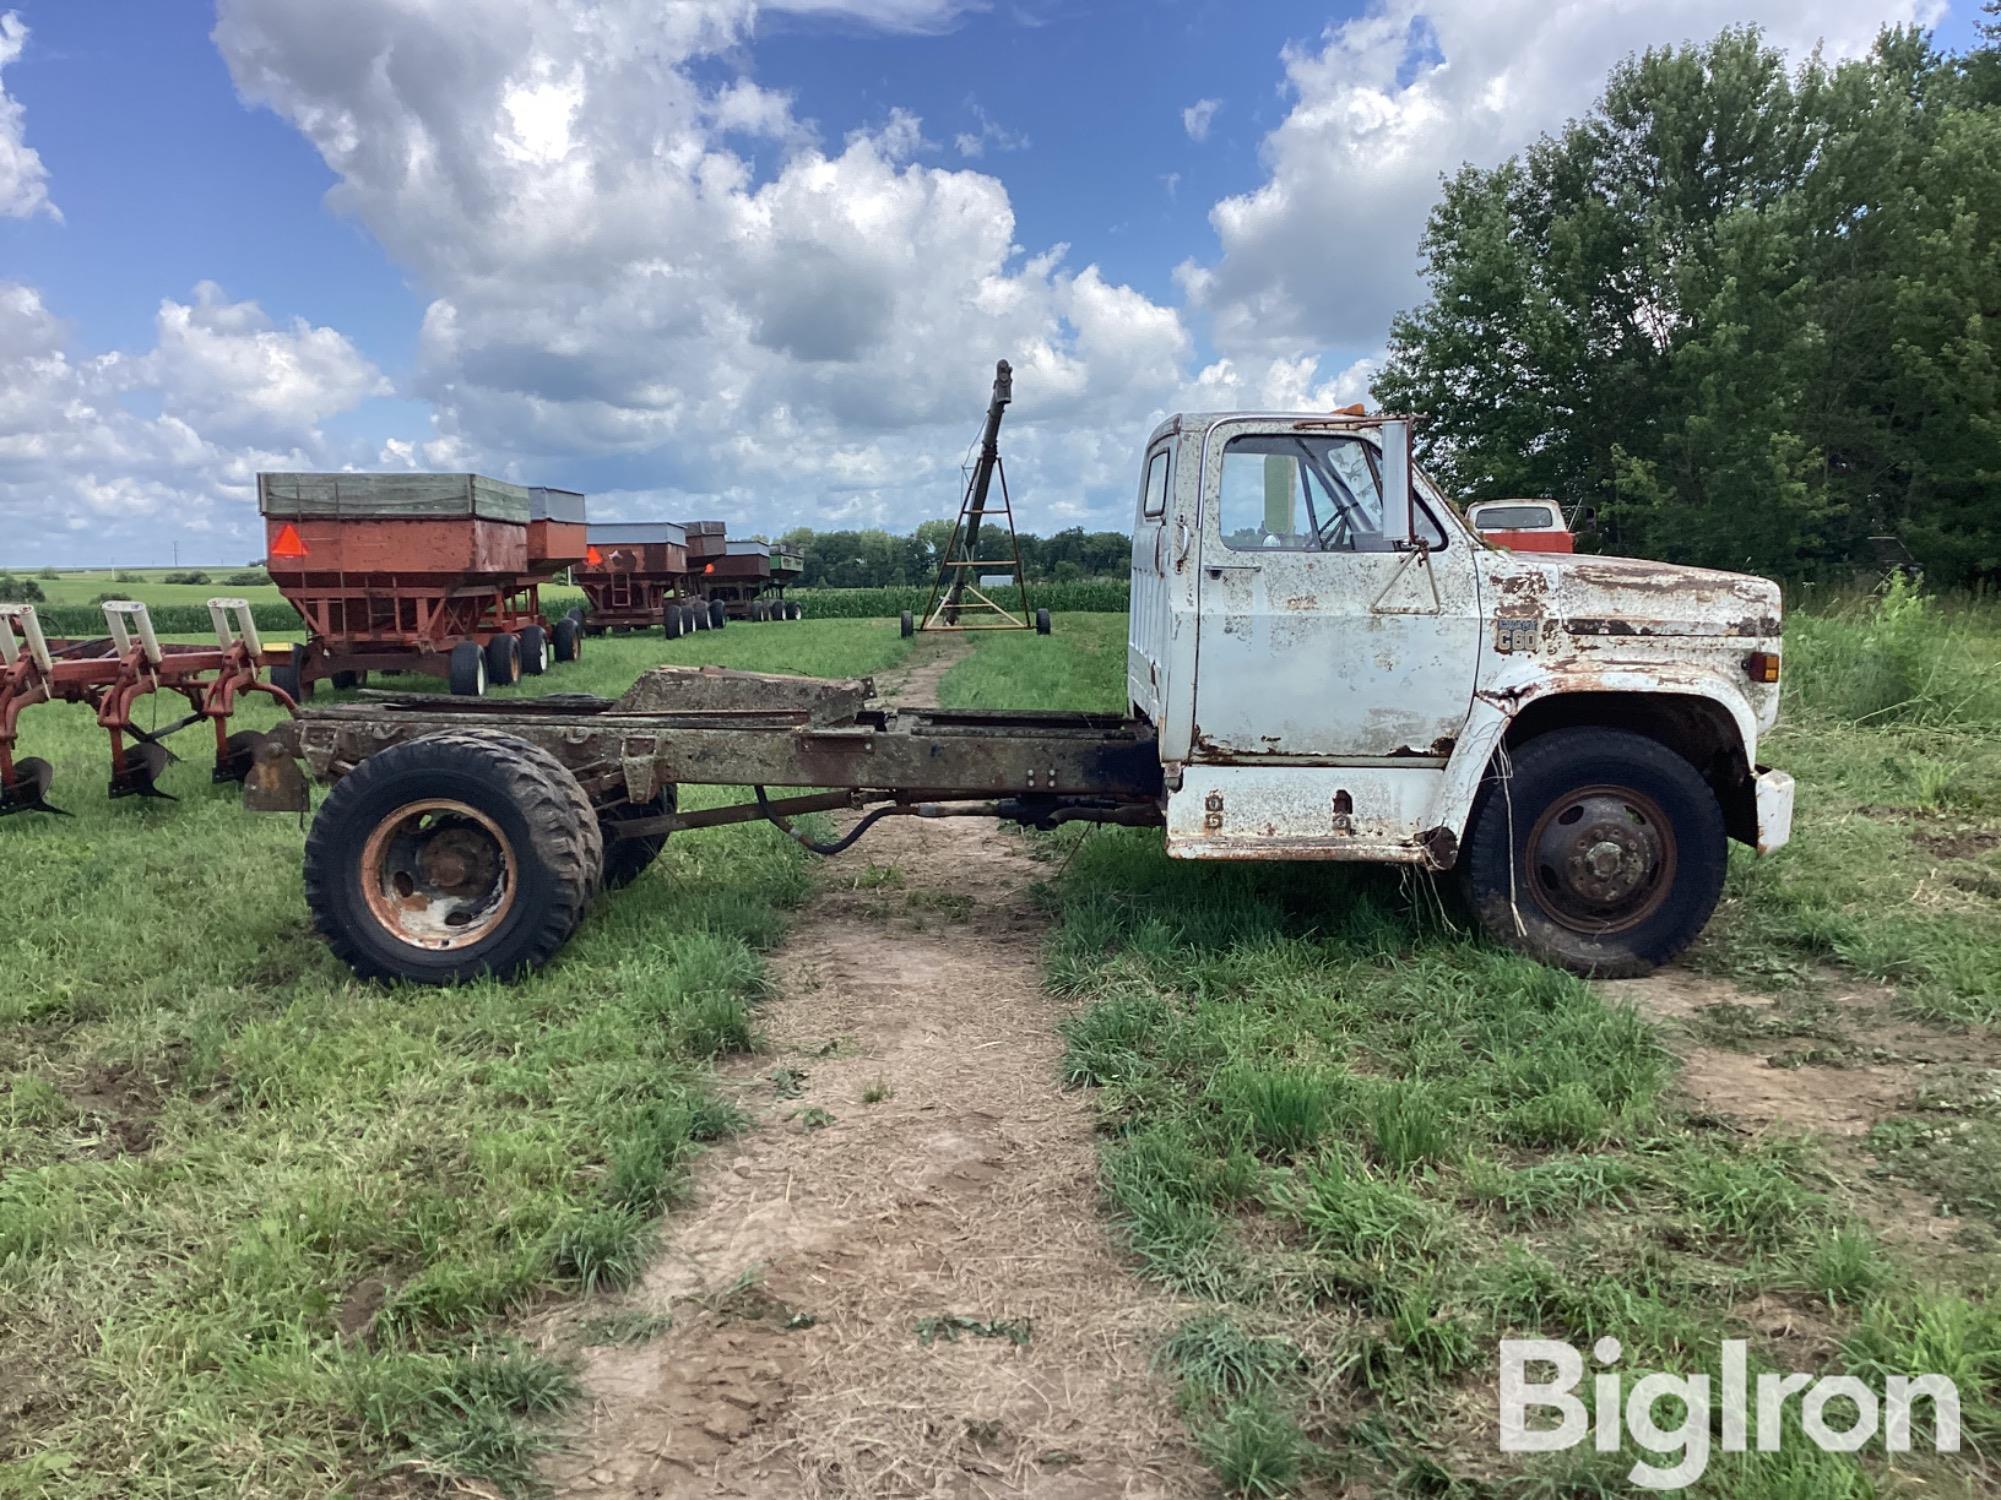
0, 12, 56, 220
1180, 0, 1948, 358
1181, 97, 1220, 142
0, 281, 388, 560
138, 282, 390, 442
210, 0, 1190, 535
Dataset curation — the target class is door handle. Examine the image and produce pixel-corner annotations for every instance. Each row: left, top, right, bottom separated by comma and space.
1205, 563, 1255, 576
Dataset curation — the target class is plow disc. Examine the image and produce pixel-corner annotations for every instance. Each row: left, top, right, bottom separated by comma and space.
0, 757, 61, 816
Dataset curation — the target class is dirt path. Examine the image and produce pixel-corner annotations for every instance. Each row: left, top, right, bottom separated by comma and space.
1600, 966, 2001, 1257
545, 636, 1201, 1500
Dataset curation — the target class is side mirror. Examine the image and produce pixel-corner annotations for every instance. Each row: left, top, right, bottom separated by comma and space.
1380, 419, 1416, 548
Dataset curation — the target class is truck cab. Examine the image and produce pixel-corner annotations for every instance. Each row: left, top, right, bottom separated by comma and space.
1127, 411, 1794, 975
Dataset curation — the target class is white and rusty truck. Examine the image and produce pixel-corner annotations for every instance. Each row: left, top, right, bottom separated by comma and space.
250, 399, 1794, 986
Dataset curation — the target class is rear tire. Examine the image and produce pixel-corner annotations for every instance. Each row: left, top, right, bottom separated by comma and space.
485, 633, 522, 687
448, 641, 487, 697
664, 602, 684, 639
1035, 607, 1052, 635
331, 669, 369, 690
270, 660, 309, 703
788, 602, 804, 621
900, 610, 914, 638
302, 730, 603, 985
710, 600, 727, 631
519, 625, 549, 676
691, 602, 710, 631
552, 617, 581, 663
1457, 727, 1726, 978
598, 787, 677, 888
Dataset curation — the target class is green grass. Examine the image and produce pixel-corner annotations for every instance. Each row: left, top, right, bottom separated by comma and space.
0, 619, 913, 1495
929, 598, 2001, 1496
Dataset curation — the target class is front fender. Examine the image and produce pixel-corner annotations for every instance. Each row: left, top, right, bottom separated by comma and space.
1426, 664, 1767, 855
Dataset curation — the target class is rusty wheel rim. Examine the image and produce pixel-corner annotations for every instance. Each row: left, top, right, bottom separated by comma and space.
359, 799, 519, 951
1523, 783, 1675, 935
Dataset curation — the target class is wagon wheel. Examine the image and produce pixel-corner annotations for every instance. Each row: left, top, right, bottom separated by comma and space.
519, 625, 549, 676
448, 641, 487, 697
553, 616, 582, 663
598, 786, 678, 889
485, 632, 523, 687
302, 730, 603, 984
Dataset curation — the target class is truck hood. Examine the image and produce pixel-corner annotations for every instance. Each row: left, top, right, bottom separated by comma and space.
1484, 552, 1783, 640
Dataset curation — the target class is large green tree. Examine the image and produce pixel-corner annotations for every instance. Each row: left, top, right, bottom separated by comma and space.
1376, 25, 2001, 585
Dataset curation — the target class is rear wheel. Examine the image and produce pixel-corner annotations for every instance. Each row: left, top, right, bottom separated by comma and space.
485, 632, 522, 687
1035, 608, 1052, 635
691, 602, 710, 631
448, 641, 487, 697
270, 660, 309, 703
598, 787, 677, 888
664, 602, 684, 639
1457, 727, 1726, 978
303, 730, 603, 984
787, 602, 804, 622
552, 617, 581, 663
900, 610, 914, 638
331, 669, 369, 691
709, 600, 727, 631
519, 625, 549, 676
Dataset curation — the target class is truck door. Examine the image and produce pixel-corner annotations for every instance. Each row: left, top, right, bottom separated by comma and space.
1126, 436, 1174, 725
1192, 420, 1481, 761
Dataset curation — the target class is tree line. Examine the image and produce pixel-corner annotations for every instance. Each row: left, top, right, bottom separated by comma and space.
770, 523, 1129, 589
1376, 14, 2001, 587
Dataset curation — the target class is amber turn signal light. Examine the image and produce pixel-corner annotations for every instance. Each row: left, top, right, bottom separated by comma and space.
1744, 651, 1781, 684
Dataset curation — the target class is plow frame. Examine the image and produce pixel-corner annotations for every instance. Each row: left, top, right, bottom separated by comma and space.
0, 598, 297, 812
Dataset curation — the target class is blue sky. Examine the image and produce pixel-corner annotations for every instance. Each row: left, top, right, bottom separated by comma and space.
0, 0, 1977, 564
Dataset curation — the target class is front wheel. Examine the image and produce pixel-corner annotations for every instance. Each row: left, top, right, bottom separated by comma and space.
302, 730, 603, 985
709, 600, 727, 631
1457, 728, 1726, 978
552, 616, 582, 663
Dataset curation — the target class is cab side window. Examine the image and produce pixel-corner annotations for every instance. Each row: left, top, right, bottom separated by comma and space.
1217, 433, 1444, 553
1140, 449, 1170, 520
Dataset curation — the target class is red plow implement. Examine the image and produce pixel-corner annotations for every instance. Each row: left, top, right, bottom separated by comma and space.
0, 598, 296, 815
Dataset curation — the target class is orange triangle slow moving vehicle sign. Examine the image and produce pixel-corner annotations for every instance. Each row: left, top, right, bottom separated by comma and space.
585, 544, 604, 567
270, 523, 309, 559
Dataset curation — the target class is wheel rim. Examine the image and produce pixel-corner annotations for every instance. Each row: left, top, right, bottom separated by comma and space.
1523, 783, 1675, 935
359, 798, 519, 951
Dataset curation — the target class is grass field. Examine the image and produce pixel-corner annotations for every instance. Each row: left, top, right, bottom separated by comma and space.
947, 601, 2001, 1495
4, 594, 1999, 1496
0, 619, 911, 1497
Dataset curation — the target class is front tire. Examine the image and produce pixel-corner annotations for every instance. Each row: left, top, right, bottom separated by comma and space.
709, 600, 727, 631
1457, 727, 1726, 978
302, 730, 603, 985
664, 602, 684, 639
519, 625, 549, 676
